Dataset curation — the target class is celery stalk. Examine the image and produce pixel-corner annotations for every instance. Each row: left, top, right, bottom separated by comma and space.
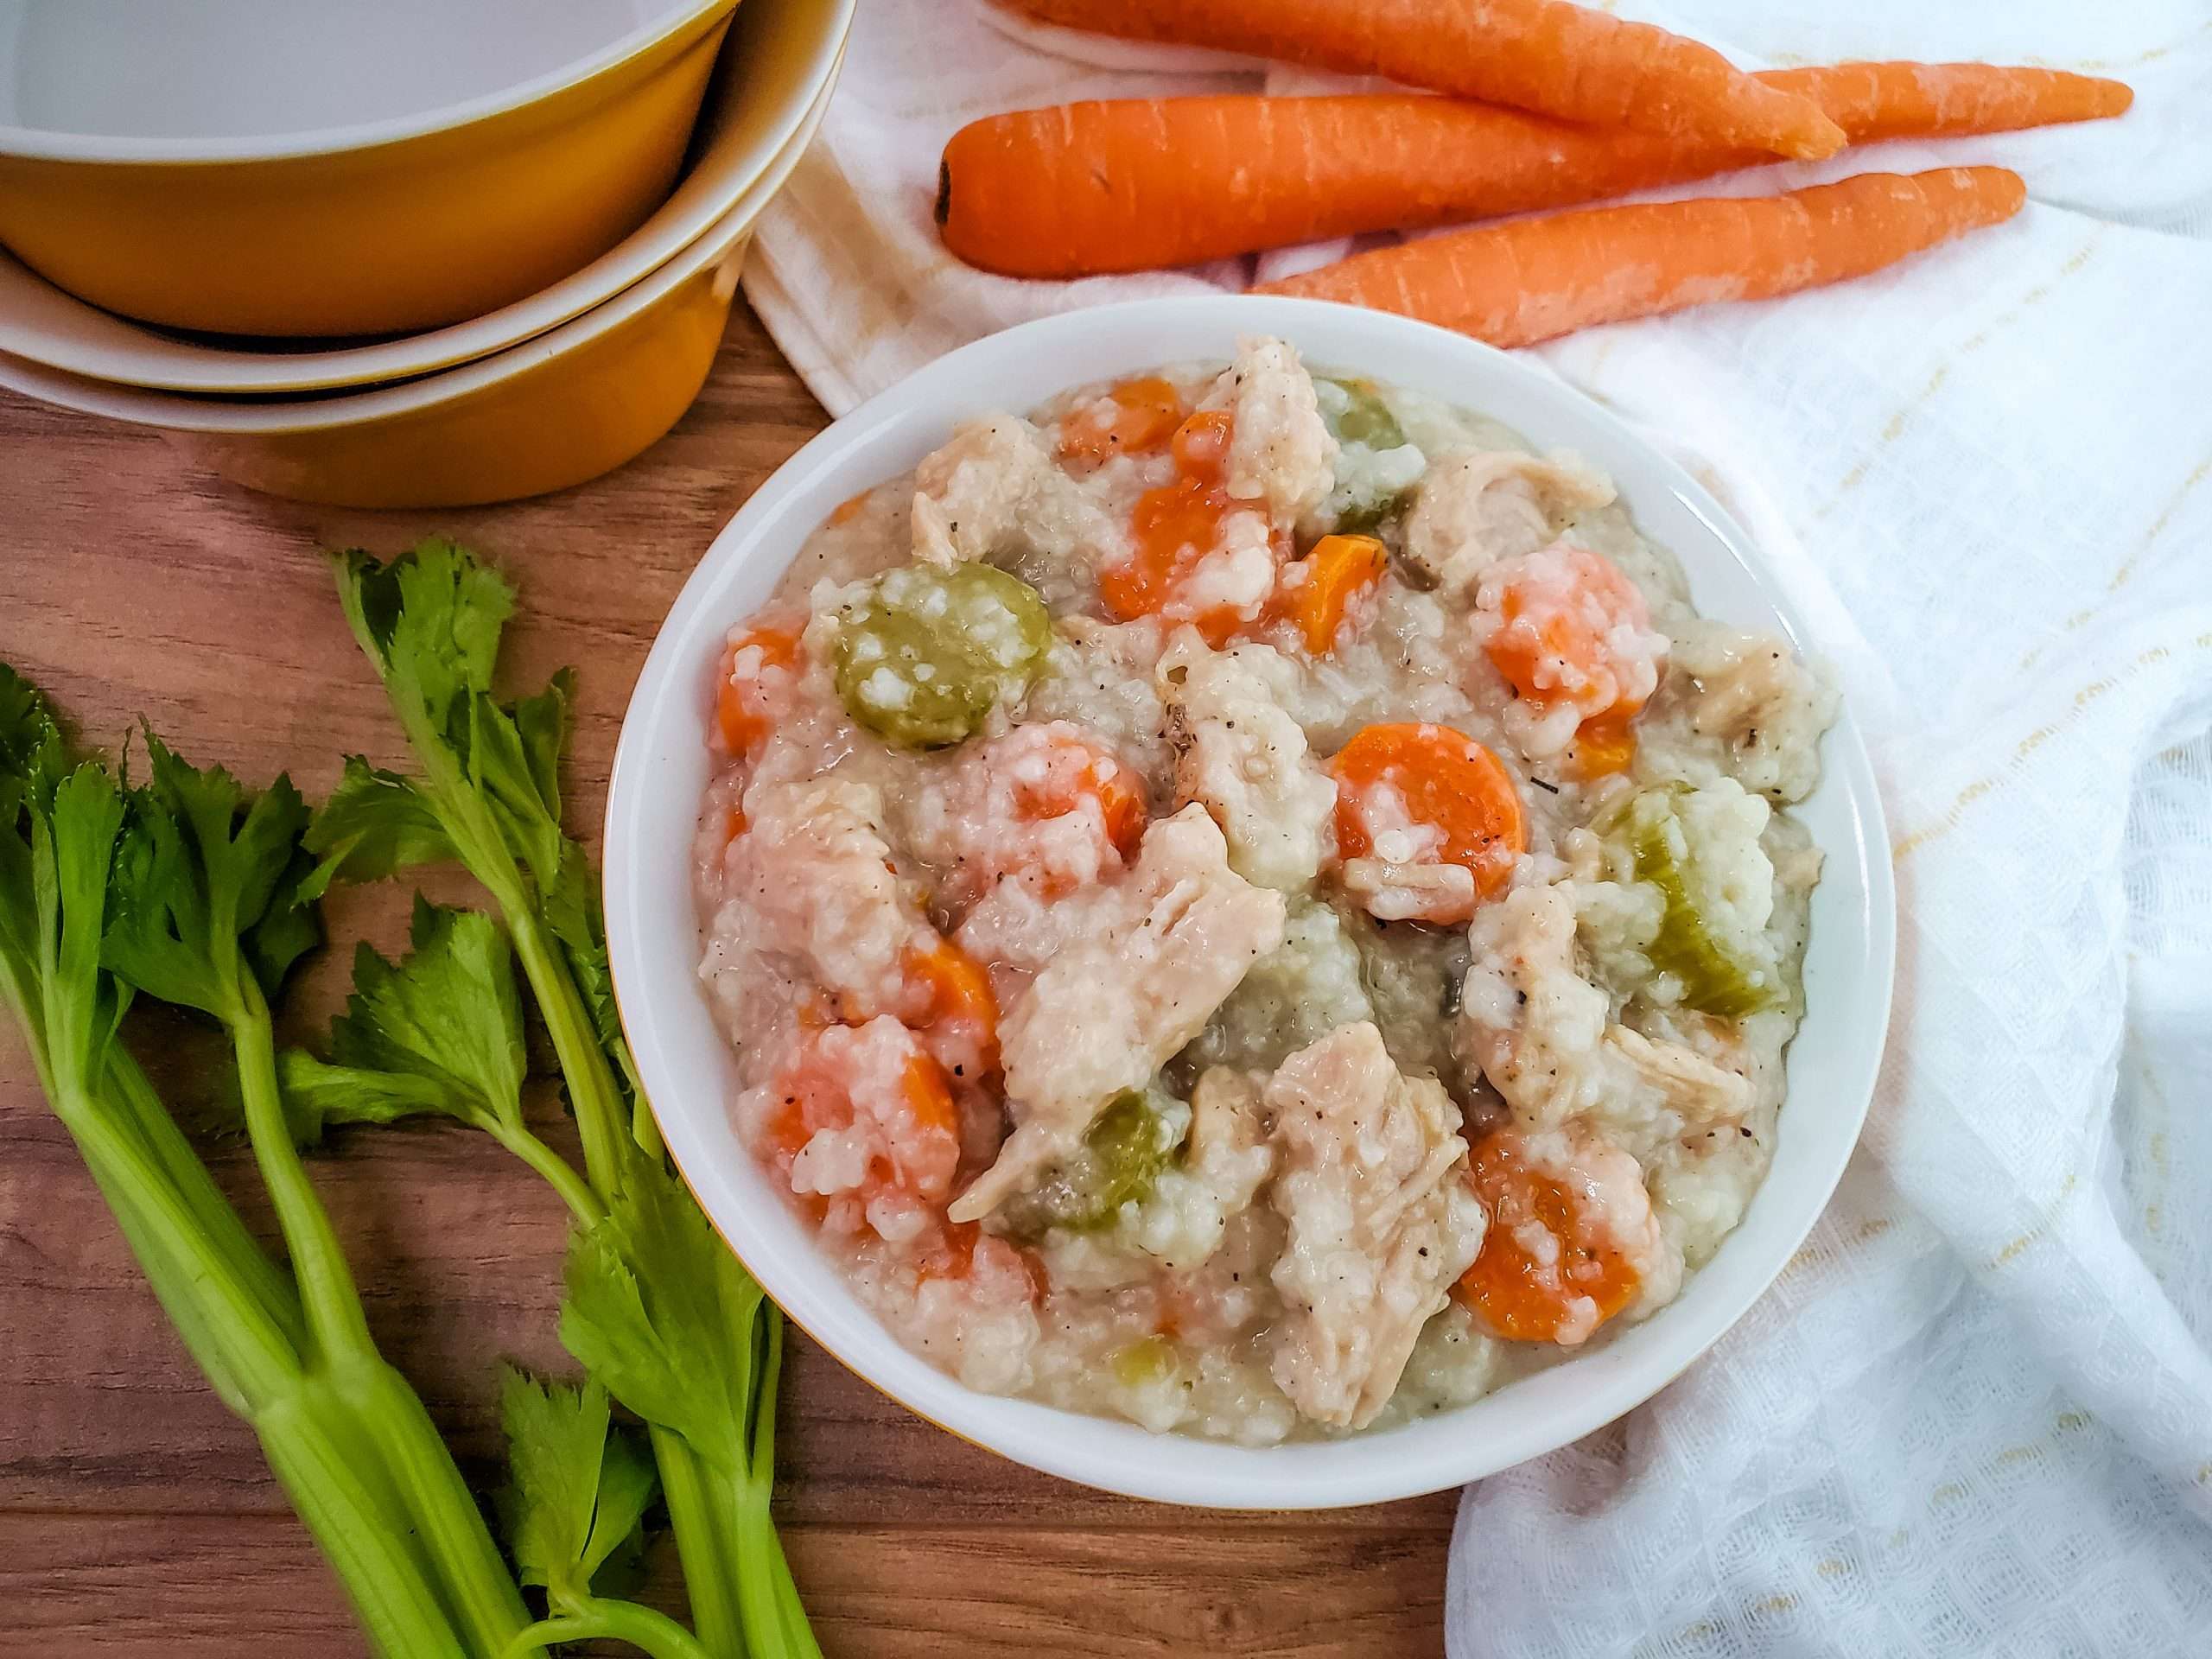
0, 683, 528, 1659
318, 543, 820, 1657
502, 1604, 714, 1659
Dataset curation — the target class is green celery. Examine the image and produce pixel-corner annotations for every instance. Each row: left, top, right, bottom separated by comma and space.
1618, 789, 1783, 1019
110, 733, 531, 1656
316, 546, 638, 1186
315, 543, 819, 1658
280, 899, 602, 1227
495, 1368, 708, 1659
0, 667, 529, 1659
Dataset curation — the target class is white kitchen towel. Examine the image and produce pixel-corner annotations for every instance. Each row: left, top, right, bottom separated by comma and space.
741, 3, 2212, 1653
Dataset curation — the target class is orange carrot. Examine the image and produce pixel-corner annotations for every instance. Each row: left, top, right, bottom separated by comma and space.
1007, 736, 1147, 861
1457, 1130, 1643, 1344
1480, 543, 1659, 726
1329, 722, 1526, 920
905, 939, 1002, 1074
1099, 407, 1282, 647
1564, 712, 1638, 782
938, 65, 2126, 277
1006, 0, 1843, 161
1254, 168, 2027, 349
1282, 533, 1389, 656
1056, 375, 1185, 464
715, 623, 803, 757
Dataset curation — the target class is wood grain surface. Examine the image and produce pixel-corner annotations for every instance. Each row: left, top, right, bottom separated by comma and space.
0, 304, 1455, 1657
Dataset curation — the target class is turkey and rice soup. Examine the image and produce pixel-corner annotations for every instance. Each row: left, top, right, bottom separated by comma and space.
693, 336, 1838, 1442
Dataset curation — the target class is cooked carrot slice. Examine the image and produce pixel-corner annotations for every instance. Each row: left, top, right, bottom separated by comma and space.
715, 623, 804, 758
1457, 1131, 1642, 1344
1330, 722, 1525, 917
1010, 737, 1147, 861
916, 1218, 982, 1284
1564, 709, 1637, 780
829, 489, 872, 526
1282, 532, 1388, 655
936, 724, 1148, 912
760, 1024, 962, 1206
900, 1052, 960, 1139
915, 1220, 1045, 1300
1099, 408, 1278, 647
1058, 375, 1186, 464
1170, 406, 1234, 479
904, 938, 1001, 1076
1102, 479, 1224, 626
1481, 544, 1658, 721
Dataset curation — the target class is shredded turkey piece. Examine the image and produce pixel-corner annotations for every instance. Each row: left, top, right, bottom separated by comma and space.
1663, 620, 1840, 804
1605, 1023, 1752, 1122
712, 778, 931, 1027
1161, 637, 1338, 891
1458, 882, 1613, 1133
1402, 448, 1614, 599
909, 413, 1116, 571
950, 806, 1287, 1222
1205, 334, 1339, 525
1265, 1022, 1485, 1430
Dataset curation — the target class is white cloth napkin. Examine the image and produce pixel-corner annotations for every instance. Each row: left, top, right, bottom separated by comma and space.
742, 3, 2212, 1651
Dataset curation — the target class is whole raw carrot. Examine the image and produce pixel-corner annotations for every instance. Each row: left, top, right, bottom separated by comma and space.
1252, 168, 2027, 348
938, 65, 2126, 278
1006, 0, 1844, 160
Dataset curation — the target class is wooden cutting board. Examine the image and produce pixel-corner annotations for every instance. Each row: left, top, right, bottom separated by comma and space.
0, 303, 1451, 1656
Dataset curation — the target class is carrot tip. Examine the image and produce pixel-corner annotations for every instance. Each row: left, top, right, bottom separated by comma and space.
2099, 79, 2136, 117
1784, 111, 1851, 161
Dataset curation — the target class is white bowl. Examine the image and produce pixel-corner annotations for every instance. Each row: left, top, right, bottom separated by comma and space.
604, 296, 1897, 1509
0, 0, 853, 391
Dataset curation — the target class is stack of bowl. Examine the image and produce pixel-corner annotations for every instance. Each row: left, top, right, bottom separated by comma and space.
0, 0, 852, 507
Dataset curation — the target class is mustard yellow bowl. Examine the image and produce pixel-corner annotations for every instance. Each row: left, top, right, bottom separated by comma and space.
0, 55, 836, 510
0, 0, 852, 392
0, 0, 740, 338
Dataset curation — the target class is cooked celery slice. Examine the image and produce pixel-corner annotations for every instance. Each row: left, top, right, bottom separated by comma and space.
1321, 377, 1407, 451
1112, 1335, 1181, 1389
833, 562, 1051, 749
1313, 378, 1422, 539
1001, 1090, 1183, 1237
1626, 791, 1782, 1018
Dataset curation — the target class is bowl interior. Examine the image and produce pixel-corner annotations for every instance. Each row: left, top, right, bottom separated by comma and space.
0, 0, 852, 392
604, 296, 1896, 1509
0, 0, 684, 142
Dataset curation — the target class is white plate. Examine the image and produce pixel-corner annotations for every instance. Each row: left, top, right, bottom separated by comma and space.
0, 0, 851, 393
603, 296, 1897, 1510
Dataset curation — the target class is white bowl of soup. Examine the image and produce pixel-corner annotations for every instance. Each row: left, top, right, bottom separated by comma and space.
604, 296, 1895, 1508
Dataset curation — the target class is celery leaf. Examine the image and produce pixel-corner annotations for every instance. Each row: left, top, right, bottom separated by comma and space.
499, 1367, 657, 1606
280, 897, 523, 1139
301, 758, 455, 898
561, 1162, 750, 1472
331, 542, 567, 895
103, 735, 319, 1020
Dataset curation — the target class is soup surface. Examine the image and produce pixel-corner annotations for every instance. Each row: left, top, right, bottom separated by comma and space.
694, 337, 1836, 1440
